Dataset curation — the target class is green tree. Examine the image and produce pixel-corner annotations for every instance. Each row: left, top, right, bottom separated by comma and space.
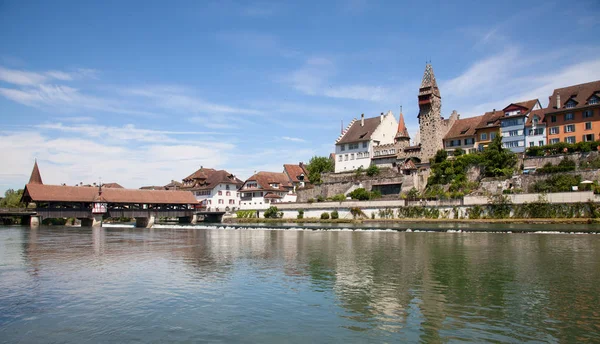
306, 156, 334, 185
0, 189, 24, 208
348, 188, 371, 200
264, 206, 282, 219
483, 132, 517, 177
453, 148, 465, 157
366, 165, 380, 177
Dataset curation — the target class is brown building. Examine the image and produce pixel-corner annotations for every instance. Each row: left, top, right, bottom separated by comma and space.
545, 80, 600, 144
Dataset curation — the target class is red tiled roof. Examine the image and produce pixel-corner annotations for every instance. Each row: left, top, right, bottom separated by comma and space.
396, 112, 410, 139
182, 168, 243, 190
337, 116, 382, 144
547, 80, 600, 113
444, 115, 484, 140
525, 108, 546, 127
475, 110, 504, 129
102, 183, 124, 189
283, 164, 309, 183
183, 167, 217, 182
23, 184, 197, 204
242, 171, 292, 192
264, 192, 282, 199
503, 99, 539, 113
28, 161, 43, 185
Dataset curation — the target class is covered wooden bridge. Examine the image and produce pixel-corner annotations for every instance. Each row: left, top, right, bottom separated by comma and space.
21, 162, 199, 227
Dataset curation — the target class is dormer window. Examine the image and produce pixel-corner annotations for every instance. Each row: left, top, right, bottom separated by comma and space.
270, 183, 279, 188
533, 116, 539, 125
566, 100, 576, 108
589, 95, 599, 105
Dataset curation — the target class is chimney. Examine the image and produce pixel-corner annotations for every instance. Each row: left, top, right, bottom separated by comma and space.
380, 112, 384, 122
361, 113, 364, 126
556, 93, 561, 109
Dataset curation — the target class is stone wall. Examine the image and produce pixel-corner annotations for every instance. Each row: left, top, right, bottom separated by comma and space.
477, 170, 600, 195
523, 151, 599, 169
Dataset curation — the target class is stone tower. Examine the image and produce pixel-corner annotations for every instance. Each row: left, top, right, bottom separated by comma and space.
417, 63, 444, 163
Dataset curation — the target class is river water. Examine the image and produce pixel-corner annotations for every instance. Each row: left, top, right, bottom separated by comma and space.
1, 225, 599, 343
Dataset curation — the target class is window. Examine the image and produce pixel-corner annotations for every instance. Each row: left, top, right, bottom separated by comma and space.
218, 199, 224, 204
539, 140, 543, 146
565, 136, 576, 144
550, 138, 560, 144
501, 119, 521, 127
229, 199, 235, 204
464, 138, 474, 145
529, 142, 534, 147
566, 100, 576, 108
480, 133, 488, 141
589, 96, 599, 105
564, 124, 575, 133
226, 185, 230, 190
586, 122, 592, 130
532, 116, 539, 125
564, 113, 574, 121
362, 142, 368, 148
218, 191, 222, 195
344, 154, 348, 161
350, 153, 355, 160
490, 132, 496, 139
340, 144, 345, 151
551, 115, 556, 123
503, 141, 520, 148
584, 134, 595, 142
584, 110, 593, 118
338, 155, 342, 162
549, 127, 559, 135
349, 143, 359, 150
226, 191, 231, 196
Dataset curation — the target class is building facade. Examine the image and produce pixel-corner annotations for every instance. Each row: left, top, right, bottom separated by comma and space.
545, 81, 600, 144
443, 115, 482, 155
239, 171, 297, 209
498, 100, 541, 153
525, 109, 546, 148
180, 167, 243, 212
334, 111, 398, 173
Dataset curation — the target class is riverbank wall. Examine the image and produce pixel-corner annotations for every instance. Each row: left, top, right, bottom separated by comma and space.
238, 191, 599, 220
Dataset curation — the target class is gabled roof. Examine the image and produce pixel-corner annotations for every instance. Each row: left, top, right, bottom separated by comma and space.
23, 184, 197, 204
475, 110, 504, 129
242, 171, 292, 192
185, 169, 243, 191
336, 116, 382, 144
525, 109, 546, 127
28, 161, 43, 185
283, 164, 309, 183
503, 99, 539, 113
548, 80, 600, 113
183, 167, 217, 182
444, 115, 484, 140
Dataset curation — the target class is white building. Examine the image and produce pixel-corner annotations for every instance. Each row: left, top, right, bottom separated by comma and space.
181, 167, 243, 212
334, 111, 399, 173
525, 108, 546, 148
239, 171, 297, 210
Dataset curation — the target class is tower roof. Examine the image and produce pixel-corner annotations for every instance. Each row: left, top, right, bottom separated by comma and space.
28, 160, 43, 185
419, 63, 440, 98
396, 112, 410, 139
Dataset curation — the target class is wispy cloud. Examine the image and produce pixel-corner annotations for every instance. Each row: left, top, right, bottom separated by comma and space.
282, 136, 306, 143
0, 66, 99, 85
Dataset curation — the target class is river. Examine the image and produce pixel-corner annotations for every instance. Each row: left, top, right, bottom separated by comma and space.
1, 225, 599, 343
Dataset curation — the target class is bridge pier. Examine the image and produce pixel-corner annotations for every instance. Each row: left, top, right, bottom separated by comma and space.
178, 214, 198, 224
29, 215, 41, 228
80, 215, 103, 227
135, 214, 155, 228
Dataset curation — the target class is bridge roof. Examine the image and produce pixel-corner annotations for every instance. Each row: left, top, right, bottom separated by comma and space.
23, 184, 198, 204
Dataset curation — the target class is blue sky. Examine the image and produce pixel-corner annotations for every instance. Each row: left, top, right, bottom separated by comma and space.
0, 0, 599, 192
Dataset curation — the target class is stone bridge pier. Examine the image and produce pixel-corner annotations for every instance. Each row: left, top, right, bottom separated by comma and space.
177, 214, 198, 224
135, 214, 156, 228
80, 215, 103, 227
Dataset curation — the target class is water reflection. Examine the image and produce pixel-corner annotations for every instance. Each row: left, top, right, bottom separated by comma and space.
0, 226, 598, 342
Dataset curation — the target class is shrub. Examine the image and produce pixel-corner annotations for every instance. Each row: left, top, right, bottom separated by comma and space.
453, 148, 465, 156
536, 158, 576, 174
307, 198, 315, 203
366, 165, 380, 177
330, 210, 339, 219
370, 190, 382, 199
350, 207, 365, 219
236, 210, 256, 218
316, 195, 325, 202
467, 205, 483, 219
354, 166, 364, 177
348, 188, 371, 200
297, 210, 304, 219
407, 187, 420, 200
320, 212, 330, 220
331, 194, 346, 202
264, 206, 282, 219
378, 208, 394, 219
531, 174, 582, 193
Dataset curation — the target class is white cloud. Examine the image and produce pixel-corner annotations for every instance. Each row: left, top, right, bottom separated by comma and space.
0, 66, 99, 86
282, 136, 306, 143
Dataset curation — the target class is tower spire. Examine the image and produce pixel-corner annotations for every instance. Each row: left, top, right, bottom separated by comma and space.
420, 63, 439, 94
28, 159, 43, 185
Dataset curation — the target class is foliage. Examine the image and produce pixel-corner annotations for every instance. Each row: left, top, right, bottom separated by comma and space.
397, 206, 440, 219
350, 207, 366, 219
306, 156, 334, 185
297, 210, 304, 219
536, 158, 576, 174
407, 187, 419, 200
0, 189, 24, 208
526, 140, 600, 156
320, 212, 330, 220
580, 156, 600, 169
366, 165, 380, 177
488, 194, 512, 219
423, 184, 449, 200
330, 210, 339, 219
433, 150, 448, 164
377, 207, 394, 219
531, 174, 582, 193
428, 150, 484, 187
354, 166, 364, 177
482, 133, 517, 177
467, 205, 483, 219
453, 148, 465, 156
307, 198, 315, 204
348, 188, 380, 201
316, 195, 325, 202
331, 194, 346, 202
264, 206, 282, 219
236, 210, 256, 218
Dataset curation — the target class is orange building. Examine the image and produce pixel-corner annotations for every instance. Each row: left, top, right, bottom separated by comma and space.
545, 81, 600, 144
474, 110, 503, 151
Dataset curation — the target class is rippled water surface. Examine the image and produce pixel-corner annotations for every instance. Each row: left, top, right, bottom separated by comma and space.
1, 226, 600, 343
